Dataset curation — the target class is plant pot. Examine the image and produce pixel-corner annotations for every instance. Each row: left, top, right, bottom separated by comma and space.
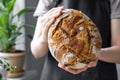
0, 51, 25, 78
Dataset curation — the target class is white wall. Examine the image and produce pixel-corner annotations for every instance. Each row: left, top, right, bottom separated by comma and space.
13, 0, 25, 51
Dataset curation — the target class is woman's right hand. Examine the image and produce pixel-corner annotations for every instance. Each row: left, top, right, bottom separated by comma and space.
31, 6, 64, 58
38, 6, 64, 42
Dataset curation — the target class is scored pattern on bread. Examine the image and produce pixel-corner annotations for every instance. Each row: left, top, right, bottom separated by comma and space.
48, 9, 102, 69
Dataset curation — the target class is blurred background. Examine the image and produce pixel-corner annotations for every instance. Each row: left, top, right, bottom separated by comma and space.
24, 0, 45, 79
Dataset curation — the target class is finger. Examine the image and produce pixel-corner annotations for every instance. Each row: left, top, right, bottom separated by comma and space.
43, 11, 62, 22
44, 6, 64, 17
42, 16, 55, 27
58, 63, 88, 74
49, 11, 62, 18
40, 18, 55, 41
42, 17, 55, 33
87, 61, 97, 68
45, 8, 63, 18
45, 18, 55, 32
42, 8, 63, 31
41, 9, 63, 24
41, 8, 63, 23
65, 67, 88, 74
58, 63, 65, 68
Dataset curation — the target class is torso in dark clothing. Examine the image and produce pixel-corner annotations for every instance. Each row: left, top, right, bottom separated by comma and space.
40, 0, 118, 80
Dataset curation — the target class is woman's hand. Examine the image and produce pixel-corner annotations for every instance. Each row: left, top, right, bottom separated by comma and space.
31, 7, 64, 58
58, 61, 97, 74
40, 6, 64, 42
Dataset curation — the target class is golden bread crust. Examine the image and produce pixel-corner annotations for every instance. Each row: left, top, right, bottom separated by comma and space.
48, 9, 102, 69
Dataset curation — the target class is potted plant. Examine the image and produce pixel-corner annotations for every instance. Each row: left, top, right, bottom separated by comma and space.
0, 0, 33, 78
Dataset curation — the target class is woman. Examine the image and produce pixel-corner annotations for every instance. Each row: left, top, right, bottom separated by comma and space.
31, 0, 120, 80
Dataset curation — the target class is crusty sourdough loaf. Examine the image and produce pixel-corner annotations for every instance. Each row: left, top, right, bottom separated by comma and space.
48, 9, 102, 69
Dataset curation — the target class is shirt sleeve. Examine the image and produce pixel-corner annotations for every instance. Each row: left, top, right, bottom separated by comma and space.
33, 0, 58, 18
110, 0, 120, 19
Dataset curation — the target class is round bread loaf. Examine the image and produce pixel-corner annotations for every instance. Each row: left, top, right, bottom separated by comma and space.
48, 9, 102, 69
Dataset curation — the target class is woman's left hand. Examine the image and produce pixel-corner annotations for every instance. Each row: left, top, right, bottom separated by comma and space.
58, 61, 97, 74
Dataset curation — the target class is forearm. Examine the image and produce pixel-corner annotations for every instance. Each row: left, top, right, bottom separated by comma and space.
30, 16, 49, 59
98, 46, 120, 63
31, 38, 48, 59
98, 19, 120, 63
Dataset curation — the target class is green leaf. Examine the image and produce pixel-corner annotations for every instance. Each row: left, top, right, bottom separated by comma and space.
23, 24, 35, 29
0, 27, 7, 37
0, 74, 2, 80
0, 13, 9, 28
9, 24, 17, 30
7, 0, 16, 13
9, 31, 22, 41
0, 3, 5, 11
0, 58, 16, 73
0, 37, 10, 52
1, 0, 11, 7
1, 0, 5, 6
17, 7, 34, 17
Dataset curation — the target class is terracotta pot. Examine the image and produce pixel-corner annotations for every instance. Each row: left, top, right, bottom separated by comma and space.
0, 51, 25, 78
